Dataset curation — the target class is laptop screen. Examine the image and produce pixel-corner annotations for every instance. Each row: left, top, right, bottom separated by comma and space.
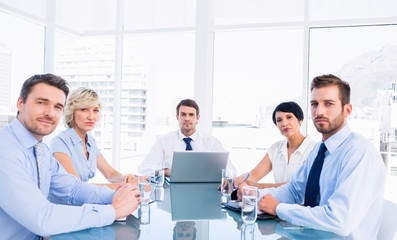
169, 151, 229, 183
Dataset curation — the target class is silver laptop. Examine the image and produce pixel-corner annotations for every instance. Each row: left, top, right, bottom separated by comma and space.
169, 151, 229, 183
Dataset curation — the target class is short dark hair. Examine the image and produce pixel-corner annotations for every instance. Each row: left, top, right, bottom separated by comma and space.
310, 74, 350, 106
176, 99, 200, 116
20, 74, 69, 103
272, 101, 304, 125
17, 74, 69, 116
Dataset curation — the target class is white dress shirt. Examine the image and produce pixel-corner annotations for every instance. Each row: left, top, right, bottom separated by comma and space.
138, 130, 235, 174
267, 136, 316, 183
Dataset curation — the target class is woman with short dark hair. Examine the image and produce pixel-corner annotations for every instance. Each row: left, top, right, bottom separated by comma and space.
235, 101, 316, 190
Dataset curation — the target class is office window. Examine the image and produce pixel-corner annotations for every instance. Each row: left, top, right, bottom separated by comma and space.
54, 33, 115, 161
0, 12, 44, 116
213, 29, 304, 175
214, 0, 304, 25
121, 33, 195, 173
309, 24, 397, 175
123, 0, 196, 30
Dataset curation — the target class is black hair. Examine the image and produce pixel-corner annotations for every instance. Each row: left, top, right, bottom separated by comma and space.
272, 101, 304, 125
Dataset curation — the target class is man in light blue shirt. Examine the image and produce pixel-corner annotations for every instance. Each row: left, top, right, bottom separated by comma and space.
257, 74, 386, 239
0, 74, 141, 239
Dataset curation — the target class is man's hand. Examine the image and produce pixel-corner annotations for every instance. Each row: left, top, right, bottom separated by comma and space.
123, 174, 138, 185
258, 194, 279, 216
112, 184, 141, 220
164, 168, 171, 177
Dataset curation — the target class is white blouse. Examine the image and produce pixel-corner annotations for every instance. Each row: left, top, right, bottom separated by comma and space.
267, 136, 317, 183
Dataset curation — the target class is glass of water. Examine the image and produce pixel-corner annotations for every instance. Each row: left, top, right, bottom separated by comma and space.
221, 169, 235, 196
138, 174, 152, 205
154, 162, 165, 186
241, 186, 258, 224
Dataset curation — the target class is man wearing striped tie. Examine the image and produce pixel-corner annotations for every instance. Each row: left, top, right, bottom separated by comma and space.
139, 99, 235, 177
256, 74, 386, 239
0, 74, 141, 239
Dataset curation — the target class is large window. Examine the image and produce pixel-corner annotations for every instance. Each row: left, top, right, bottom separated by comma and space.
2, 1, 397, 195
0, 12, 44, 125
309, 25, 397, 176
213, 28, 304, 176
54, 33, 115, 162
121, 33, 195, 173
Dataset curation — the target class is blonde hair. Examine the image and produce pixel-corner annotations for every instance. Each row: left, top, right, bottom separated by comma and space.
64, 87, 101, 128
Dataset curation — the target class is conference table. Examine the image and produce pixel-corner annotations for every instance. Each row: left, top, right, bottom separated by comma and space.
51, 183, 342, 240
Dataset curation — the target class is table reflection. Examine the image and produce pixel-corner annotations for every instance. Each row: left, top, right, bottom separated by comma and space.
170, 183, 223, 221
51, 183, 342, 240
51, 215, 141, 240
173, 221, 197, 240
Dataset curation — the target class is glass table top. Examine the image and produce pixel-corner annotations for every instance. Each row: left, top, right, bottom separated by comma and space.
51, 183, 341, 240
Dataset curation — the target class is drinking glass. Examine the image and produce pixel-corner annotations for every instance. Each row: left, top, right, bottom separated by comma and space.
138, 174, 152, 205
154, 162, 165, 186
221, 169, 235, 196
155, 186, 164, 202
241, 186, 258, 224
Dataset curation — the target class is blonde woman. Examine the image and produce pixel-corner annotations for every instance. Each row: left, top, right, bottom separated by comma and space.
50, 87, 136, 191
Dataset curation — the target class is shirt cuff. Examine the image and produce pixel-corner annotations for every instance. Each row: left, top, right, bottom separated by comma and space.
102, 187, 115, 204
258, 188, 274, 199
258, 189, 266, 199
90, 204, 116, 226
275, 203, 289, 221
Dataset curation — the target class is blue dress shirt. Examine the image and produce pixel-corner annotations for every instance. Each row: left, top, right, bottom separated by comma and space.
259, 125, 386, 239
50, 127, 100, 182
0, 119, 116, 239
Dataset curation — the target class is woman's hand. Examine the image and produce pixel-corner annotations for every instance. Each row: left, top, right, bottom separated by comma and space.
237, 180, 258, 200
123, 174, 138, 185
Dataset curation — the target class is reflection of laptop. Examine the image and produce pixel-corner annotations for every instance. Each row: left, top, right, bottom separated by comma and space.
169, 151, 229, 183
170, 183, 224, 221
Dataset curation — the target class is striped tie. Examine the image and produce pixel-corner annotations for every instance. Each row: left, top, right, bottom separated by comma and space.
34, 142, 44, 191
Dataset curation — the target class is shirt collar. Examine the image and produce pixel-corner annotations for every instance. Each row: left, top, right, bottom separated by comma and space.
295, 136, 313, 154
323, 125, 352, 155
68, 127, 91, 147
278, 136, 312, 155
178, 130, 198, 142
10, 119, 40, 149
279, 140, 288, 154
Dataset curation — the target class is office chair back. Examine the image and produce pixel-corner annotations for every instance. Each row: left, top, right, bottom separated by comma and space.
378, 199, 397, 240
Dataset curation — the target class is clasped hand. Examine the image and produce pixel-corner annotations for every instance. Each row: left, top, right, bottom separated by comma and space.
112, 183, 142, 220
